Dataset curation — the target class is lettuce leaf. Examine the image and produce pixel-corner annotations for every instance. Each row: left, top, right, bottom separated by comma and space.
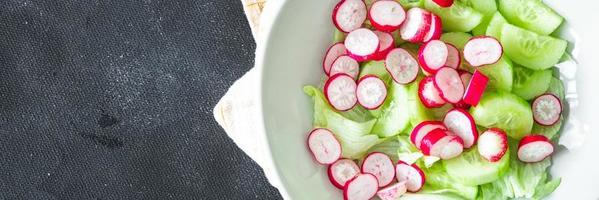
421, 164, 479, 199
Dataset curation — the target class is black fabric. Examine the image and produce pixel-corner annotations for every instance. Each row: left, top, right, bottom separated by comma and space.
0, 0, 282, 199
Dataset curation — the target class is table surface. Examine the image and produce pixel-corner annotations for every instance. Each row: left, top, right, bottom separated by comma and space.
0, 0, 281, 199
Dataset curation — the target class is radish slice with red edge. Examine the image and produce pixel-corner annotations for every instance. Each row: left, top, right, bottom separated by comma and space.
328, 159, 360, 189
385, 48, 420, 84
418, 76, 446, 108
463, 36, 503, 67
356, 75, 388, 110
434, 67, 464, 103
368, 0, 406, 32
477, 128, 508, 162
377, 181, 407, 200
410, 121, 447, 149
323, 43, 347, 76
345, 28, 380, 62
444, 44, 461, 69
532, 94, 562, 126
307, 128, 342, 164
371, 31, 396, 61
330, 55, 360, 79
463, 70, 489, 106
423, 14, 442, 43
325, 73, 358, 111
518, 135, 554, 163
343, 173, 379, 200
432, 0, 454, 7
395, 161, 425, 192
400, 8, 431, 43
361, 152, 396, 187
420, 129, 464, 159
332, 0, 367, 33
419, 40, 449, 74
453, 71, 472, 108
443, 108, 478, 148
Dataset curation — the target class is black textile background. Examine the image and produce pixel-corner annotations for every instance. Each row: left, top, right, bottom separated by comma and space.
0, 0, 282, 199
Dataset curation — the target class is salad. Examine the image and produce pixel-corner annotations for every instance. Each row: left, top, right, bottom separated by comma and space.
305, 0, 569, 199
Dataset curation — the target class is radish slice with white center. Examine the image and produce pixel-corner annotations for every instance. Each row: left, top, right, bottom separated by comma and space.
371, 31, 396, 61
463, 70, 489, 106
395, 161, 425, 192
477, 128, 508, 162
361, 152, 396, 187
307, 128, 342, 164
444, 44, 461, 69
329, 159, 361, 189
333, 0, 367, 33
356, 75, 388, 110
420, 129, 464, 159
418, 76, 446, 108
463, 36, 503, 67
410, 121, 447, 149
432, 0, 454, 7
323, 43, 348, 75
422, 14, 442, 43
368, 0, 406, 32
532, 94, 562, 126
377, 181, 407, 200
343, 174, 379, 200
330, 55, 360, 79
419, 40, 449, 74
434, 67, 464, 103
400, 8, 431, 43
345, 28, 380, 61
325, 73, 358, 111
518, 135, 554, 163
443, 108, 478, 148
453, 71, 472, 108
385, 48, 419, 84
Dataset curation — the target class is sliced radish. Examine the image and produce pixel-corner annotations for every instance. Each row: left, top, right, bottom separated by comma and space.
410, 121, 447, 149
330, 55, 360, 79
532, 94, 562, 126
453, 71, 472, 108
332, 0, 367, 33
463, 70, 489, 106
371, 31, 396, 61
434, 67, 464, 103
325, 73, 358, 111
477, 128, 508, 162
420, 129, 464, 159
377, 181, 407, 200
329, 159, 361, 189
518, 135, 554, 163
463, 36, 503, 67
307, 128, 342, 164
400, 8, 431, 43
385, 48, 419, 84
432, 0, 454, 7
422, 14, 442, 43
361, 152, 396, 187
443, 108, 478, 148
368, 0, 406, 32
343, 173, 379, 200
345, 28, 380, 62
444, 44, 461, 69
323, 43, 348, 76
418, 76, 446, 108
418, 40, 449, 74
395, 161, 425, 192
356, 75, 388, 110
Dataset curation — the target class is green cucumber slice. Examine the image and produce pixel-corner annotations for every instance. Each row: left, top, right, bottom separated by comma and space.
398, 0, 423, 9
371, 81, 411, 137
485, 12, 508, 39
470, 91, 533, 139
333, 29, 346, 43
500, 24, 567, 70
424, 0, 484, 32
407, 77, 434, 126
460, 0, 497, 36
440, 32, 472, 50
512, 66, 552, 100
477, 56, 513, 92
359, 61, 392, 84
498, 0, 563, 35
443, 147, 510, 186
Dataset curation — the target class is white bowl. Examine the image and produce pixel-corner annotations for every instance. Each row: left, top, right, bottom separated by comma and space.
255, 0, 599, 199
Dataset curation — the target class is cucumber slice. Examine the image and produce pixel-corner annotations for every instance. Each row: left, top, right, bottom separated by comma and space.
498, 0, 563, 35
485, 12, 508, 39
512, 66, 552, 100
478, 56, 513, 92
371, 81, 411, 137
460, 0, 497, 36
443, 147, 510, 186
470, 91, 533, 139
359, 61, 392, 84
333, 29, 346, 43
440, 32, 472, 50
472, 16, 491, 36
398, 0, 423, 9
407, 77, 435, 126
532, 77, 565, 139
500, 24, 567, 70
424, 0, 484, 32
